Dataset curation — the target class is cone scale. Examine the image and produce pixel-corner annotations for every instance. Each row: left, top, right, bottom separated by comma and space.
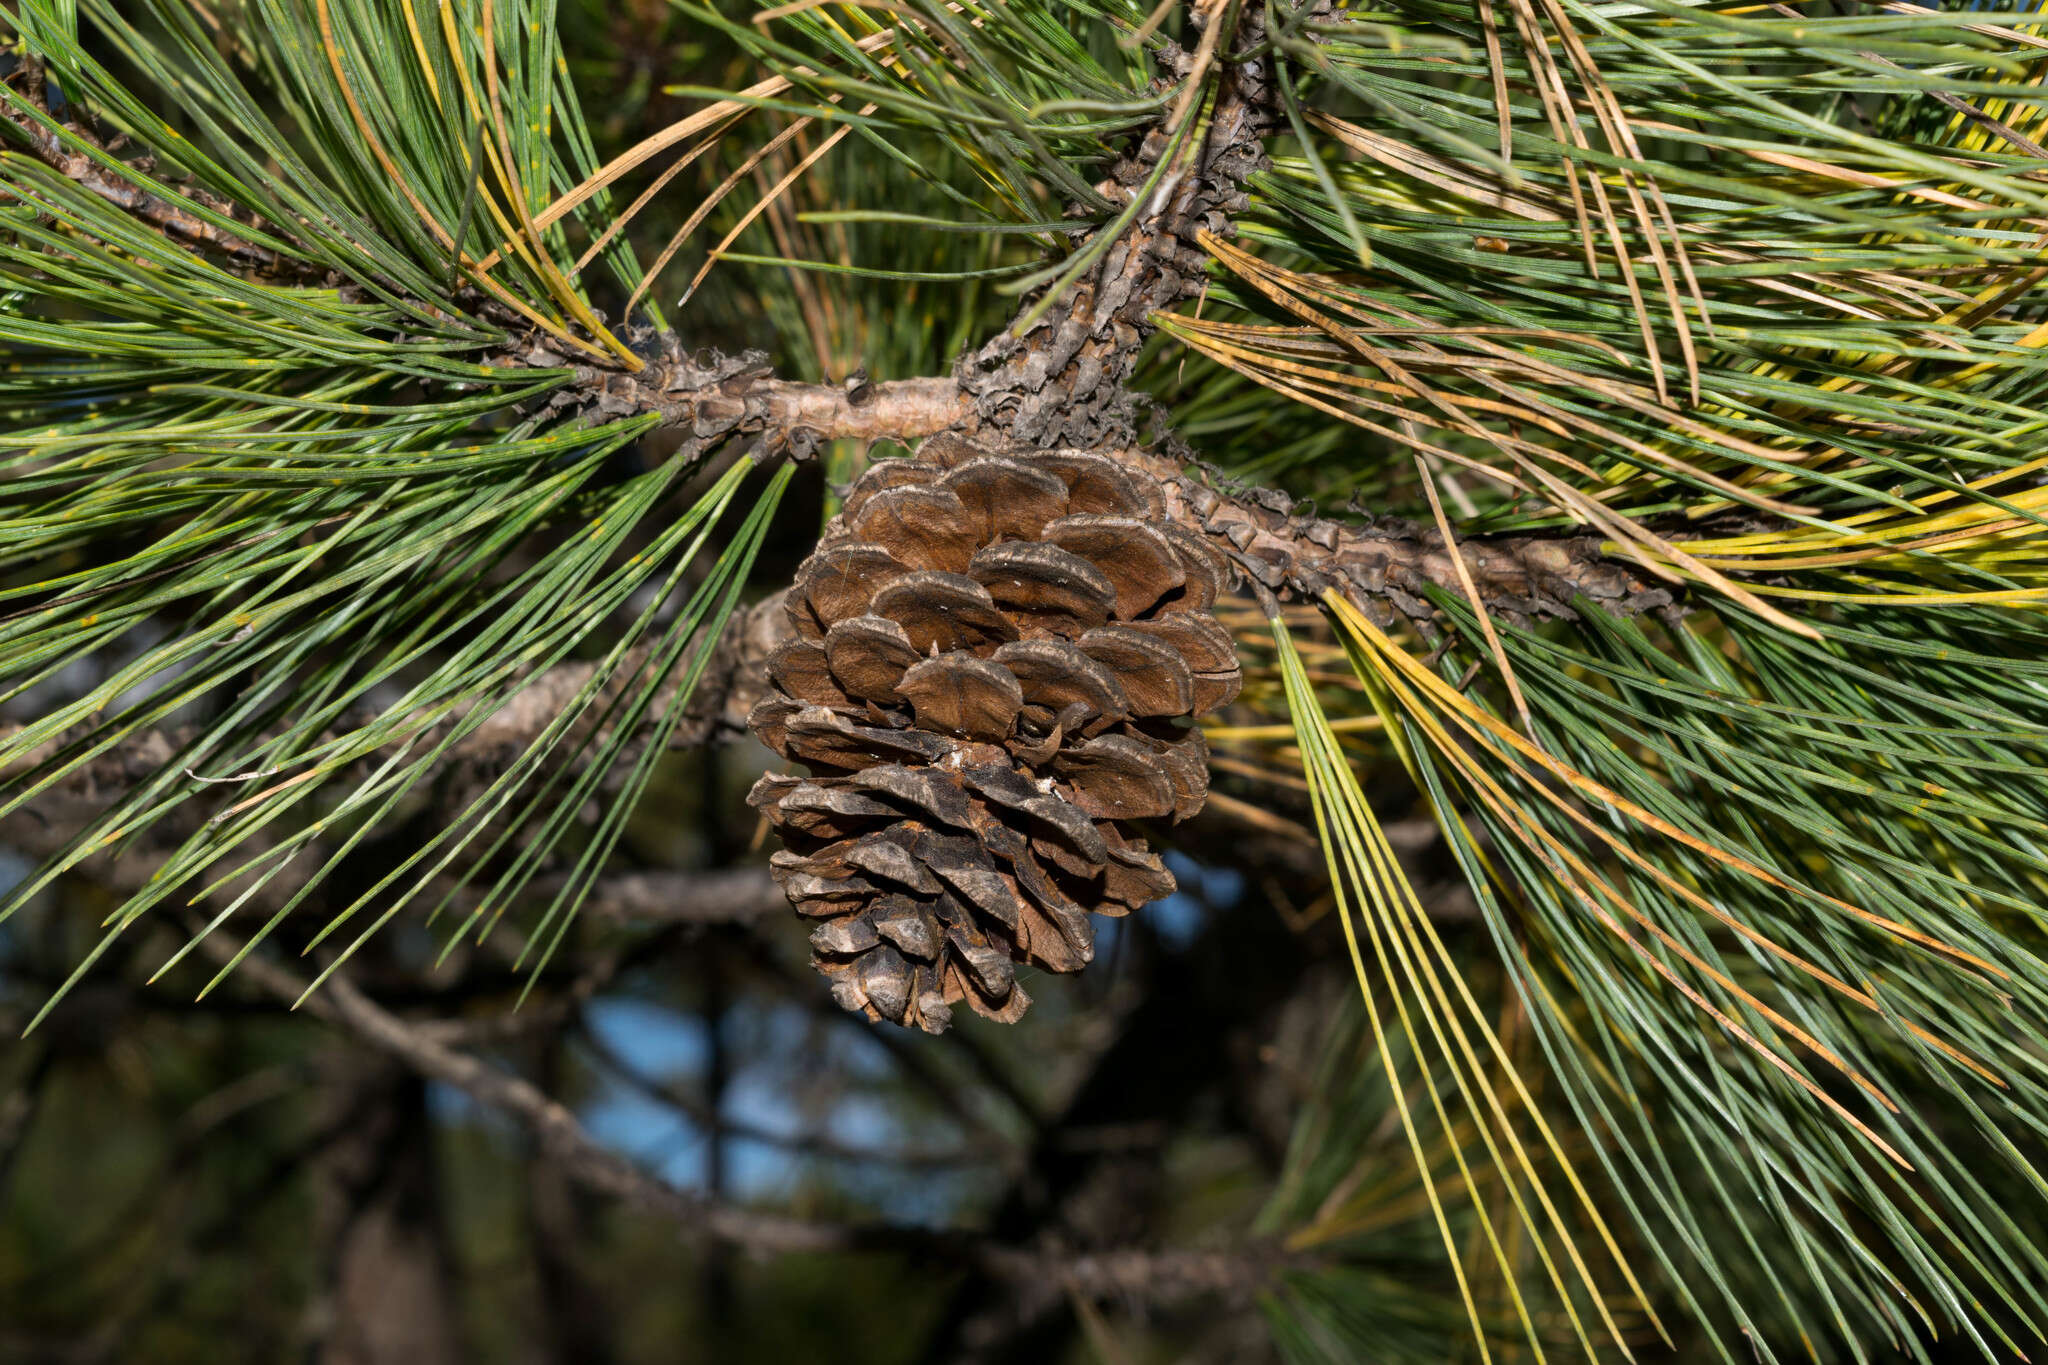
748, 435, 1242, 1031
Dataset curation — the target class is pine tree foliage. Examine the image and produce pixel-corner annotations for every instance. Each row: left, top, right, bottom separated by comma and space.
5, 0, 2048, 1361
0, 0, 797, 1008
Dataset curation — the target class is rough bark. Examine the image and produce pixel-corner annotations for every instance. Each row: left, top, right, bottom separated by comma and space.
519, 340, 1679, 627
1131, 442, 1676, 625
956, 7, 1277, 450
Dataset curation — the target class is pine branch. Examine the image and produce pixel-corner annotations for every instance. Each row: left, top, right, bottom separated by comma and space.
955, 1, 1284, 450
571, 865, 786, 926
536, 341, 1675, 625
519, 0, 1671, 633
547, 344, 971, 449
0, 0, 1678, 1040
0, 353, 1667, 813
1, 56, 317, 280
204, 926, 1300, 1305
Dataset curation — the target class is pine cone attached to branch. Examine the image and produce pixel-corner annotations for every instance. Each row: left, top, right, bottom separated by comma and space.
747, 435, 1242, 1031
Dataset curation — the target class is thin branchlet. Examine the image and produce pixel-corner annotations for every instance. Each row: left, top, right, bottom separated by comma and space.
1, 58, 311, 277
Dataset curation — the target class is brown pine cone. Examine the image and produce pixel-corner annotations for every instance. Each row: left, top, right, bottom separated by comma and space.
746, 435, 1241, 1032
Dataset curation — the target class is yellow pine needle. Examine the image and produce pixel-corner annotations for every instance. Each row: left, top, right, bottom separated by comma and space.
1496, 0, 1706, 422
316, 0, 602, 360
1306, 111, 1559, 222
1184, 235, 1817, 522
676, 119, 862, 310
1705, 452, 2048, 545
1275, 621, 1505, 1364
399, 0, 444, 105
1477, 0, 1515, 168
1338, 627, 1674, 1345
753, 0, 902, 22
466, 0, 637, 363
484, 26, 908, 264
1416, 451, 1536, 737
1155, 313, 1535, 495
1324, 736, 1628, 1363
1202, 233, 1526, 452
628, 116, 819, 320
1743, 582, 2048, 607
511, 4, 1024, 271
1335, 591, 2005, 986
1333, 600, 1920, 1166
1328, 591, 2004, 1087
1676, 475, 2048, 591
1499, 0, 1602, 277
1207, 714, 1385, 741
1279, 621, 1659, 1362
567, 117, 743, 277
404, 0, 580, 328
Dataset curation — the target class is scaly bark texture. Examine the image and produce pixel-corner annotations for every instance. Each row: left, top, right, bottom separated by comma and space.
956, 5, 1280, 449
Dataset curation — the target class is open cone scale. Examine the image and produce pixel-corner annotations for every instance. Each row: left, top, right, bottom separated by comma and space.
748, 435, 1243, 1031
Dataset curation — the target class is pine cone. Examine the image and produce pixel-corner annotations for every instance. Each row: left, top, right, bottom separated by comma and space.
747, 435, 1242, 1032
